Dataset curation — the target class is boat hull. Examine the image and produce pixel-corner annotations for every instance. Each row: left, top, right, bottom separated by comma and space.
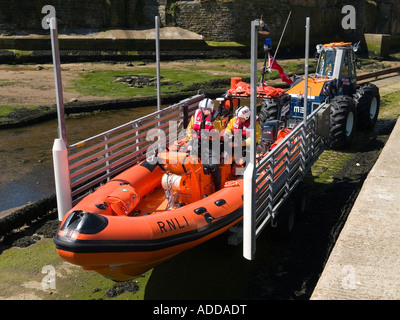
54, 159, 244, 281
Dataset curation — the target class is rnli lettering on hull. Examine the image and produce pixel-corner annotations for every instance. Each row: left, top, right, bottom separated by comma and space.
157, 216, 189, 233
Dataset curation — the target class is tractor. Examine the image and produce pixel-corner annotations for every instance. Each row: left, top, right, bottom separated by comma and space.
259, 42, 381, 149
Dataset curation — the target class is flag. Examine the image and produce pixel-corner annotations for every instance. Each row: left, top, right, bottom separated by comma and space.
268, 53, 293, 85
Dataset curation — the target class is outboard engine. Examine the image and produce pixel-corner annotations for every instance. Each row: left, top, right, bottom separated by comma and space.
257, 120, 285, 154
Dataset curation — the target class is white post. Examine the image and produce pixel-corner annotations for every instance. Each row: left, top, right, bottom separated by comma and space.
50, 17, 67, 142
50, 17, 72, 220
303, 17, 310, 126
243, 20, 259, 261
53, 139, 72, 221
156, 16, 161, 112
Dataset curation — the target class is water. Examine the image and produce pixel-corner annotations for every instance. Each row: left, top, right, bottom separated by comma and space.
0, 105, 156, 212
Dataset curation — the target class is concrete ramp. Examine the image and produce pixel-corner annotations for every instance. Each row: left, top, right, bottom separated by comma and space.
311, 117, 400, 300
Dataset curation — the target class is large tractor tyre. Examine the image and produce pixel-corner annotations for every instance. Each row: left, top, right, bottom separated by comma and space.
259, 98, 279, 124
354, 83, 380, 131
259, 94, 291, 125
329, 95, 357, 149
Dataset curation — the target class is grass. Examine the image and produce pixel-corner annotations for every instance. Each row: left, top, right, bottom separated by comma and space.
205, 41, 246, 47
71, 62, 244, 98
0, 239, 152, 300
0, 58, 317, 120
308, 83, 400, 188
70, 58, 311, 98
380, 90, 400, 120
0, 79, 18, 87
0, 105, 41, 117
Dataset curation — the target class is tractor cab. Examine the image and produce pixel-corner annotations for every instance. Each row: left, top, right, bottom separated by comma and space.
280, 42, 361, 131
315, 42, 359, 96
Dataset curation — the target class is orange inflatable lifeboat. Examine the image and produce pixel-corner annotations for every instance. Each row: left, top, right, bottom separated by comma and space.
54, 150, 246, 281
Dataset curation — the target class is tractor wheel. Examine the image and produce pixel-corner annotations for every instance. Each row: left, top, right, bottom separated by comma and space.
259, 98, 279, 124
259, 94, 291, 125
329, 95, 357, 149
354, 83, 380, 130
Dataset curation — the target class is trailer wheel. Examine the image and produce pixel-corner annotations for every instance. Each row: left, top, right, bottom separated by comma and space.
293, 181, 308, 216
354, 83, 380, 130
329, 95, 357, 149
272, 197, 297, 236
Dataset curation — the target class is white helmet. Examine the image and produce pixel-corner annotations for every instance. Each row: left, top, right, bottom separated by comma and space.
199, 98, 214, 111
236, 106, 250, 120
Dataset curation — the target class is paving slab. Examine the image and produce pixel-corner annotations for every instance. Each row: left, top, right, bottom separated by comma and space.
311, 117, 400, 300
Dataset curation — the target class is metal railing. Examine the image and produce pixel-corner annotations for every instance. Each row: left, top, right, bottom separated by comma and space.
67, 94, 204, 205
249, 103, 326, 248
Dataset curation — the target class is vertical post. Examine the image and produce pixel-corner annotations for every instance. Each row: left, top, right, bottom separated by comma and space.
243, 20, 258, 261
303, 17, 310, 126
156, 16, 161, 112
104, 134, 110, 181
50, 17, 67, 142
50, 17, 72, 220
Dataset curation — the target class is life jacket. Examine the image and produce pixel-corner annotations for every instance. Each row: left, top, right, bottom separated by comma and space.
192, 109, 217, 139
233, 116, 251, 139
232, 116, 260, 144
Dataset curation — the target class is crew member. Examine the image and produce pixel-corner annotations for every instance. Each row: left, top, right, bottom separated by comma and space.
186, 98, 223, 190
224, 106, 261, 147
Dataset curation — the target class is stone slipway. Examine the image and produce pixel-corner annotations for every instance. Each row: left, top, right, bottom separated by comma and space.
311, 117, 400, 300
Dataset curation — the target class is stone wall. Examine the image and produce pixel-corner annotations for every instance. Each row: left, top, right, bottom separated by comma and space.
0, 0, 140, 32
145, 0, 400, 47
0, 0, 399, 46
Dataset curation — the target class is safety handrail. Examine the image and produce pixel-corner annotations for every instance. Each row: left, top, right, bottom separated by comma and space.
252, 103, 326, 237
67, 94, 204, 204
